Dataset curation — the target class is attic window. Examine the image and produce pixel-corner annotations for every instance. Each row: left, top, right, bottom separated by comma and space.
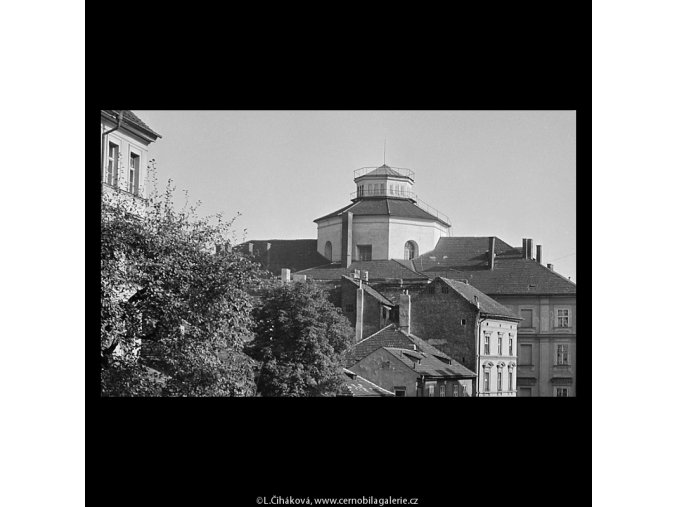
441, 285, 449, 294
427, 285, 435, 294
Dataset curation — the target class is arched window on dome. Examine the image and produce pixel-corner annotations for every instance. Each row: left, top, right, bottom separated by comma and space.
324, 241, 332, 261
404, 240, 418, 260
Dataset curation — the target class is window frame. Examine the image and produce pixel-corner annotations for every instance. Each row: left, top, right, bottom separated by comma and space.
484, 333, 491, 355
439, 384, 446, 397
555, 387, 570, 397
555, 307, 571, 329
106, 140, 120, 187
556, 343, 570, 365
519, 343, 533, 366
356, 244, 372, 261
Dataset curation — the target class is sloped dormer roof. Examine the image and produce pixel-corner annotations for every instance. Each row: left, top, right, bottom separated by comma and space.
101, 110, 162, 141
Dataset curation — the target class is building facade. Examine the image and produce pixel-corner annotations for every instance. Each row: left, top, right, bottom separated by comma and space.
100, 110, 161, 207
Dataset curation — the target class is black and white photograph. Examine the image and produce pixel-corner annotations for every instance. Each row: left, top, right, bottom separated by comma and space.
99, 110, 576, 398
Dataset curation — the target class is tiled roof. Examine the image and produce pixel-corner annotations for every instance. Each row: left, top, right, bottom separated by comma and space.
342, 276, 394, 306
314, 198, 450, 226
382, 347, 476, 379
347, 324, 451, 365
102, 110, 162, 139
436, 277, 520, 319
413, 237, 576, 296
236, 239, 329, 274
296, 260, 428, 281
340, 369, 395, 397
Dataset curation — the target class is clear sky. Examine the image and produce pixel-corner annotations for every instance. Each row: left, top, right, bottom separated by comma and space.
135, 110, 576, 282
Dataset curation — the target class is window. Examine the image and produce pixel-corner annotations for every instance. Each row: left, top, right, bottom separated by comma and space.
556, 344, 570, 365
380, 183, 385, 194
129, 152, 140, 194
356, 245, 372, 261
426, 383, 435, 397
404, 241, 418, 260
497, 370, 503, 392
519, 344, 533, 365
452, 384, 459, 397
441, 285, 449, 294
394, 387, 406, 397
519, 388, 532, 397
520, 309, 533, 328
555, 387, 569, 397
557, 309, 570, 328
461, 319, 466, 326
389, 184, 394, 195
508, 371, 513, 391
368, 184, 373, 195
324, 241, 332, 261
498, 334, 503, 355
439, 384, 446, 397
509, 336, 514, 356
484, 334, 490, 355
427, 285, 435, 294
483, 370, 490, 392
106, 142, 119, 186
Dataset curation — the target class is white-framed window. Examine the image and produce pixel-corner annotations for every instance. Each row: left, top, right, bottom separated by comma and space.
509, 335, 514, 356
557, 309, 570, 328
394, 387, 406, 397
556, 344, 570, 365
497, 369, 503, 392
404, 241, 418, 260
483, 370, 490, 392
452, 384, 459, 397
426, 383, 435, 397
555, 387, 569, 397
106, 141, 119, 186
484, 333, 491, 355
508, 370, 513, 391
129, 152, 140, 194
498, 333, 503, 355
439, 384, 446, 397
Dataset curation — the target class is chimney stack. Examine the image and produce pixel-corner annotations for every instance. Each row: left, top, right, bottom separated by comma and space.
355, 286, 364, 342
248, 242, 254, 255
488, 237, 495, 270
399, 292, 411, 335
526, 239, 534, 260
341, 212, 353, 268
547, 263, 554, 271
280, 268, 291, 283
522, 238, 528, 259
536, 245, 542, 264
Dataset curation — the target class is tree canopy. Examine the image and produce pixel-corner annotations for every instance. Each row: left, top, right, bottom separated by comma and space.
246, 281, 353, 397
100, 181, 266, 396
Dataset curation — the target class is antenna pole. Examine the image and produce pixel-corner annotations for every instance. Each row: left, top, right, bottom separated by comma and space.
383, 138, 386, 165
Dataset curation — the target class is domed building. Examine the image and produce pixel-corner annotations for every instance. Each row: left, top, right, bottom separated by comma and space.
314, 164, 451, 266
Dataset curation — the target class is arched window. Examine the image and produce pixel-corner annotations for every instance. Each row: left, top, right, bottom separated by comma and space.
368, 184, 373, 196
324, 241, 332, 261
404, 240, 418, 260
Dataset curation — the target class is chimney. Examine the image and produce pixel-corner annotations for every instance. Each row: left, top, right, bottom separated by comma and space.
248, 242, 254, 255
355, 286, 364, 342
399, 292, 411, 334
265, 242, 272, 267
526, 239, 534, 260
536, 245, 542, 264
363, 270, 369, 282
547, 263, 554, 271
341, 211, 353, 268
488, 237, 495, 270
522, 238, 528, 259
473, 295, 480, 309
280, 268, 291, 283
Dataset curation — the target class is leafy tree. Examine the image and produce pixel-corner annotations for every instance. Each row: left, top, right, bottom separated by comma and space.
246, 281, 353, 396
101, 179, 266, 396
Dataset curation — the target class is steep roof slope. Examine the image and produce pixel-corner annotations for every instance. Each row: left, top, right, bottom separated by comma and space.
413, 237, 576, 296
382, 348, 476, 379
436, 277, 520, 319
236, 239, 329, 274
347, 324, 451, 366
340, 369, 395, 396
101, 110, 162, 139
